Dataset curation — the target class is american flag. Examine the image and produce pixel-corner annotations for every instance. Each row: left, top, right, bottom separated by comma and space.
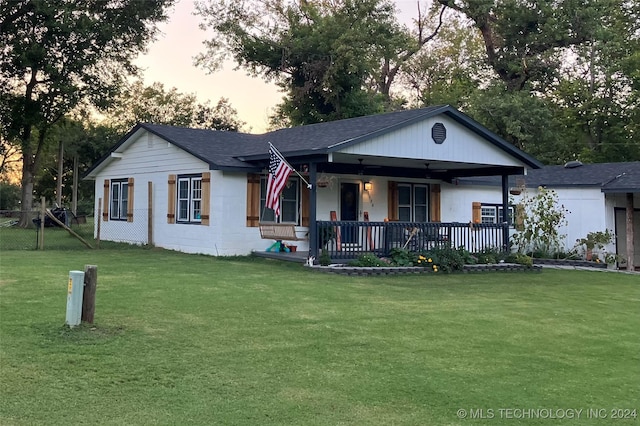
265, 145, 293, 217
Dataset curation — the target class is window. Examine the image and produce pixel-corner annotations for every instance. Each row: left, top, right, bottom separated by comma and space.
397, 184, 429, 222
177, 175, 202, 223
480, 203, 514, 225
110, 179, 129, 221
260, 177, 299, 224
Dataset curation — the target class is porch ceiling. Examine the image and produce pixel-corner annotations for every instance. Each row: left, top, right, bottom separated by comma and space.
322, 153, 525, 180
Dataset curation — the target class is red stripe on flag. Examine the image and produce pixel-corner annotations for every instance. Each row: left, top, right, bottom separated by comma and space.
265, 147, 293, 217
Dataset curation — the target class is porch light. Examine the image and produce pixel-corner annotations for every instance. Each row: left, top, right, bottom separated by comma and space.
364, 181, 373, 192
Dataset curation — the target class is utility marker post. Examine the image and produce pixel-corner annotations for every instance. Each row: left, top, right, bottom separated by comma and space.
66, 270, 85, 327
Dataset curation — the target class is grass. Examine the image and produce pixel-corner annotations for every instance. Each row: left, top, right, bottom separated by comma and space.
1, 249, 639, 425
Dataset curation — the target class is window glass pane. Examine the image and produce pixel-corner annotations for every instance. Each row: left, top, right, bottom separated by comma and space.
481, 206, 496, 224
398, 185, 411, 205
121, 183, 128, 219
111, 183, 120, 219
414, 186, 427, 222
281, 199, 296, 222
192, 200, 201, 220
178, 200, 189, 221
398, 207, 411, 221
414, 186, 427, 205
178, 180, 189, 199
415, 206, 427, 222
280, 180, 298, 223
192, 178, 202, 200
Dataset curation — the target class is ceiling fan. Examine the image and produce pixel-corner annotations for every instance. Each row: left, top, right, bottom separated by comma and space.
357, 158, 382, 175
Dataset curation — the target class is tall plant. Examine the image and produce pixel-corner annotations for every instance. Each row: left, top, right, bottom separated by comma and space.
511, 186, 570, 257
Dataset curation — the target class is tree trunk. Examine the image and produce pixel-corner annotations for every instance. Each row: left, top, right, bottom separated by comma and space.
626, 193, 635, 271
56, 140, 63, 207
18, 148, 35, 228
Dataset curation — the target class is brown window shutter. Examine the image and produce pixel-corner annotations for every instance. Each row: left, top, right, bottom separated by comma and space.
102, 179, 109, 221
201, 172, 211, 226
167, 174, 176, 224
301, 184, 310, 226
430, 184, 441, 222
515, 203, 525, 231
472, 201, 482, 224
127, 178, 134, 222
387, 181, 398, 221
246, 173, 260, 227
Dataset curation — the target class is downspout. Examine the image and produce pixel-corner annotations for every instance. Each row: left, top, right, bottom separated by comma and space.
309, 162, 318, 259
501, 174, 510, 252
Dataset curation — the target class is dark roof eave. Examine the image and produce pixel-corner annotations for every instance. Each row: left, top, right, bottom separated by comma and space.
601, 188, 640, 194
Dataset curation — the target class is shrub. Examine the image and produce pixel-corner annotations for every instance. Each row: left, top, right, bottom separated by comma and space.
389, 248, 418, 267
422, 246, 474, 273
319, 249, 331, 266
514, 253, 533, 267
511, 186, 569, 256
349, 253, 388, 267
475, 247, 501, 264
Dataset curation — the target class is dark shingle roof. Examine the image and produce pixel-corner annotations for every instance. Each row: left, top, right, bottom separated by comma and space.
142, 123, 263, 169
84, 105, 543, 177
459, 161, 640, 193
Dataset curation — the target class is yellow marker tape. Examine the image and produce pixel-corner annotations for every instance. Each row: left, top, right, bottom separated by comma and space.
68, 277, 73, 294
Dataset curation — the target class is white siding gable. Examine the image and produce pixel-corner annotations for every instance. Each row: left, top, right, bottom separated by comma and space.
337, 115, 523, 167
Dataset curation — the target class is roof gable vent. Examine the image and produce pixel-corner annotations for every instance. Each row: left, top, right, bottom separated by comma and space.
564, 160, 583, 169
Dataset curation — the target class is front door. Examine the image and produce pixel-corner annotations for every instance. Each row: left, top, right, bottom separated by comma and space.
340, 182, 359, 243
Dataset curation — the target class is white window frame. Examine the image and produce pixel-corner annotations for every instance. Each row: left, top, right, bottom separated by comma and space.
481, 203, 514, 225
110, 179, 128, 221
397, 183, 429, 222
177, 175, 202, 223
260, 177, 300, 224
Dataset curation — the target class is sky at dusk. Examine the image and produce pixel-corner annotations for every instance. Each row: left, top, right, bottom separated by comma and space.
134, 0, 420, 133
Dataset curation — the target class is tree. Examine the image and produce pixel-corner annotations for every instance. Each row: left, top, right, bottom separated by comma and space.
548, 1, 640, 162
399, 13, 487, 109
0, 0, 174, 226
195, 0, 445, 126
107, 81, 245, 132
436, 0, 601, 92
431, 0, 640, 164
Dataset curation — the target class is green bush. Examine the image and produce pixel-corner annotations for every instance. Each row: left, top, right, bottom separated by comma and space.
349, 253, 388, 267
514, 253, 533, 267
319, 249, 331, 266
475, 247, 501, 264
422, 246, 475, 273
389, 248, 418, 267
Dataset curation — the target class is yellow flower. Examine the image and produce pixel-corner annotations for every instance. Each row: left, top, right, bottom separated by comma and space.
417, 260, 421, 264
428, 258, 432, 263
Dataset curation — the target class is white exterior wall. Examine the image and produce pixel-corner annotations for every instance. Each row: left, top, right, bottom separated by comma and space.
445, 183, 611, 252
338, 116, 522, 167
94, 131, 215, 254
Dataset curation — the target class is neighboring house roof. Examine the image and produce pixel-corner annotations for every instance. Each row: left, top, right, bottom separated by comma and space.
459, 161, 640, 193
84, 105, 543, 179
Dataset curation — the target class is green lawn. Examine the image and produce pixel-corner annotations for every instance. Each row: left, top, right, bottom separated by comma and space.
1, 250, 639, 425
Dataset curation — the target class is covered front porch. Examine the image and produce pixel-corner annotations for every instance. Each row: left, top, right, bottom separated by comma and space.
241, 106, 542, 260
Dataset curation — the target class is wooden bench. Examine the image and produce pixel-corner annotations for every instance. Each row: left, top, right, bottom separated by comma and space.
259, 223, 307, 241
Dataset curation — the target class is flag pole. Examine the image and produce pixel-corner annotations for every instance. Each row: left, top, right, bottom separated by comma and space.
269, 142, 313, 189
